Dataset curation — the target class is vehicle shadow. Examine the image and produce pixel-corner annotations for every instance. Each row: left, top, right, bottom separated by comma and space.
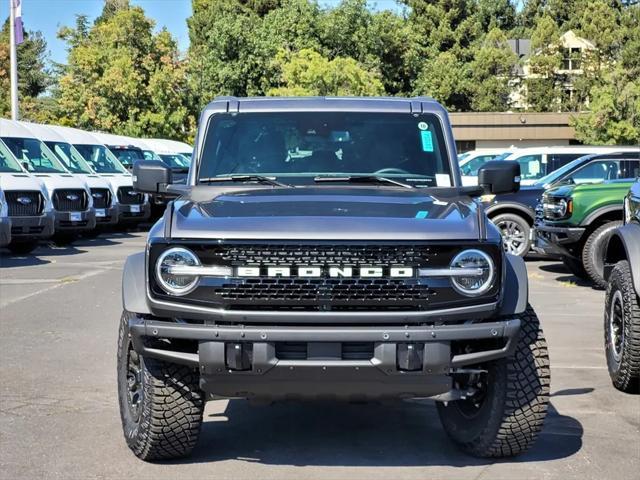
537, 263, 594, 287
171, 399, 582, 467
0, 250, 52, 267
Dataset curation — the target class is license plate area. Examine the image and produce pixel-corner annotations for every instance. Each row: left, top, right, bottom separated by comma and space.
69, 212, 82, 222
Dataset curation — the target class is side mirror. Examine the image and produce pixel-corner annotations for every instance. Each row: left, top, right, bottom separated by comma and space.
477, 161, 520, 194
133, 160, 173, 194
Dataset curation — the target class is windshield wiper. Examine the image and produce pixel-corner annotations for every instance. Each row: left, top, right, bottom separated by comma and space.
199, 175, 293, 188
313, 175, 415, 189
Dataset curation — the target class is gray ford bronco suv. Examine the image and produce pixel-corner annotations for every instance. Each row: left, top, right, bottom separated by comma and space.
119, 96, 550, 461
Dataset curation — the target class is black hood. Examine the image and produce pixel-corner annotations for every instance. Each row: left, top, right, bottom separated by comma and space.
169, 186, 486, 241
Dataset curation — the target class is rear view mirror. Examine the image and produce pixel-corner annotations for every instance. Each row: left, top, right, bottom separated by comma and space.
133, 160, 173, 194
478, 161, 520, 194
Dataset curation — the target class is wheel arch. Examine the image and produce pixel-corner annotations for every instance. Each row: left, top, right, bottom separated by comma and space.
580, 206, 623, 228
122, 252, 152, 314
486, 203, 535, 225
604, 223, 640, 297
498, 253, 528, 316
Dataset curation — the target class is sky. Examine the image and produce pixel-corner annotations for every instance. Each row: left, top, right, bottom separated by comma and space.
1, 0, 405, 65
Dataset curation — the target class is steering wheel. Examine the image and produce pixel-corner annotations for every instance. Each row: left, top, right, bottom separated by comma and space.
374, 167, 409, 175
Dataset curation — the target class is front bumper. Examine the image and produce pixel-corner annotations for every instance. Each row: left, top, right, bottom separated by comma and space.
94, 205, 119, 227
129, 315, 521, 400
0, 217, 10, 247
8, 211, 55, 241
534, 223, 585, 257
54, 209, 96, 232
118, 202, 151, 223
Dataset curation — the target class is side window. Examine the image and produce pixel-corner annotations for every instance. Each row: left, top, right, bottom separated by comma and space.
569, 159, 640, 183
548, 153, 583, 172
516, 154, 543, 180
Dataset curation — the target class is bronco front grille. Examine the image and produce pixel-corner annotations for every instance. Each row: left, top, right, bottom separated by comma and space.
53, 189, 87, 211
117, 187, 144, 205
5, 191, 44, 216
90, 188, 111, 209
150, 242, 503, 313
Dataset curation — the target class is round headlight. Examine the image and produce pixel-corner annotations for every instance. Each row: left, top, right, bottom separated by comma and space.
450, 249, 495, 296
156, 247, 200, 296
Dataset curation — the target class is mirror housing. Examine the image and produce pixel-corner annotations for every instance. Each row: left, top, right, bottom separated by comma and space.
133, 160, 173, 194
477, 161, 520, 194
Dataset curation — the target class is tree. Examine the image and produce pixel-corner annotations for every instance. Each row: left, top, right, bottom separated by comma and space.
571, 67, 640, 144
524, 14, 563, 111
413, 52, 472, 111
0, 20, 51, 118
469, 27, 519, 111
55, 4, 192, 139
268, 48, 384, 96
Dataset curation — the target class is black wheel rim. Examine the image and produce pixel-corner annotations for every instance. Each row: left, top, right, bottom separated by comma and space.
452, 373, 488, 418
496, 219, 527, 256
126, 343, 144, 421
609, 289, 625, 362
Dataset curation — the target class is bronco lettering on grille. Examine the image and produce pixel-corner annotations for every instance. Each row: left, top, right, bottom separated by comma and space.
235, 266, 414, 278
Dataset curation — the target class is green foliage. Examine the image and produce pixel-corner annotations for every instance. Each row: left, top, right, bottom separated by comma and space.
0, 20, 51, 118
3, 0, 637, 145
469, 28, 519, 111
55, 4, 192, 139
268, 48, 384, 96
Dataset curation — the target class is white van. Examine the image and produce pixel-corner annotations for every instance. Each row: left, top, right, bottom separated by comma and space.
0, 119, 95, 238
503, 146, 640, 185
90, 131, 146, 171
149, 138, 193, 161
49, 126, 151, 224
0, 139, 55, 253
20, 122, 119, 228
459, 148, 517, 186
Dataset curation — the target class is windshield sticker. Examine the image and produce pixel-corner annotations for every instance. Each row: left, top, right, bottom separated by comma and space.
415, 210, 429, 219
418, 121, 428, 131
420, 130, 434, 152
435, 174, 451, 187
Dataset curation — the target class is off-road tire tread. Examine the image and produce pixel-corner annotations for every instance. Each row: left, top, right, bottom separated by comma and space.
442, 306, 550, 457
562, 256, 588, 280
582, 221, 623, 288
604, 260, 640, 393
118, 312, 204, 461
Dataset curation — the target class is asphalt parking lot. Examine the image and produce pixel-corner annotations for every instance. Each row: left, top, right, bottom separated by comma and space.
1, 233, 639, 480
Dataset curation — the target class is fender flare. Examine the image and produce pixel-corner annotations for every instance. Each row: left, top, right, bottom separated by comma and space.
498, 253, 528, 316
604, 223, 640, 297
580, 205, 622, 226
485, 202, 535, 223
122, 252, 152, 314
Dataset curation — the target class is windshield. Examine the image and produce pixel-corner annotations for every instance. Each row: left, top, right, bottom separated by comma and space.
198, 112, 452, 187
1, 136, 68, 173
457, 152, 470, 162
159, 153, 190, 169
108, 147, 144, 168
0, 140, 24, 173
535, 156, 588, 186
74, 144, 128, 174
459, 153, 504, 176
44, 141, 93, 174
180, 152, 192, 161
142, 150, 160, 161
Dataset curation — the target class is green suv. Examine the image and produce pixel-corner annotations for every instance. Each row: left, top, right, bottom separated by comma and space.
535, 151, 640, 287
602, 178, 640, 393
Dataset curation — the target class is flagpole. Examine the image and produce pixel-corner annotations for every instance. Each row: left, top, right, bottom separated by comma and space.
9, 0, 19, 120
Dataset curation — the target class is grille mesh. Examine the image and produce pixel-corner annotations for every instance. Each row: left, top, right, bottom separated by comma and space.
53, 189, 87, 211
90, 188, 111, 209
117, 187, 144, 205
5, 191, 44, 216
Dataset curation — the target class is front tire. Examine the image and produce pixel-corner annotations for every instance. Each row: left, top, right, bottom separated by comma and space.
7, 241, 39, 255
437, 306, 550, 457
492, 213, 531, 257
582, 221, 623, 288
604, 260, 640, 393
117, 311, 205, 461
